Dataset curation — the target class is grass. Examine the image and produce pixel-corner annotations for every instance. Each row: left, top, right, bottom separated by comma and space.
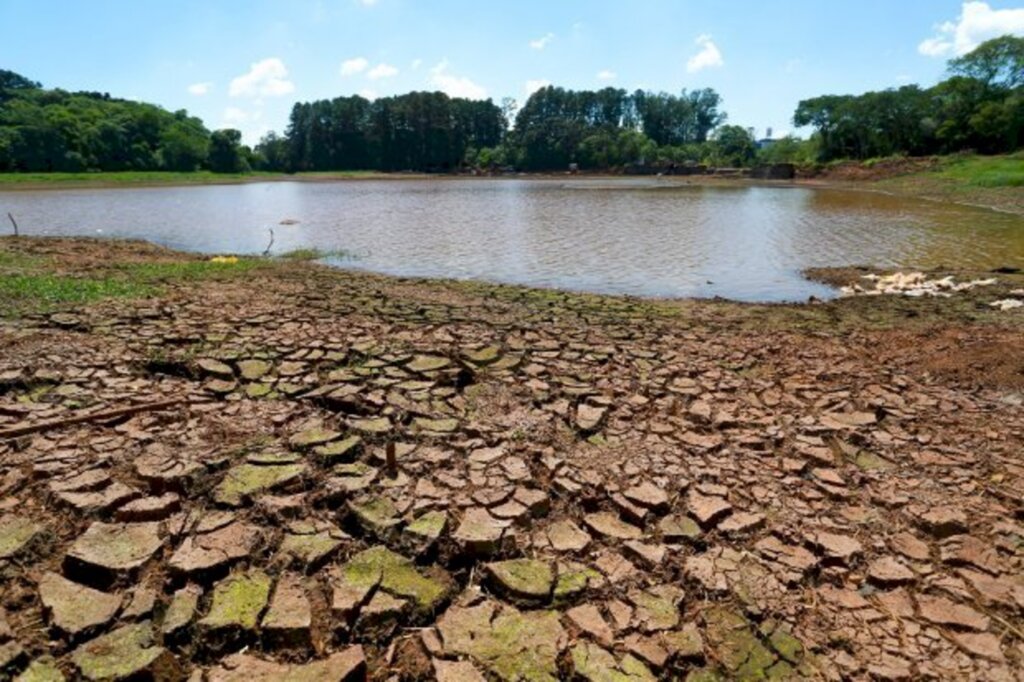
929, 153, 1024, 188
279, 247, 359, 261
0, 248, 269, 317
0, 169, 415, 188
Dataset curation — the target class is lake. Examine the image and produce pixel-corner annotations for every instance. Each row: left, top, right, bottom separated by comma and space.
2, 178, 1022, 301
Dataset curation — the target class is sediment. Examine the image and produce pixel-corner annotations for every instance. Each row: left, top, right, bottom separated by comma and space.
0, 237, 1022, 680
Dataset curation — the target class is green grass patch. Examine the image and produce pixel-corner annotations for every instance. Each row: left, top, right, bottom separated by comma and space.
931, 153, 1024, 188
0, 274, 153, 308
279, 247, 359, 261
0, 171, 282, 187
114, 259, 266, 281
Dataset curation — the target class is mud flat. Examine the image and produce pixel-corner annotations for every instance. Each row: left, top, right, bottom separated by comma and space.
0, 237, 1022, 680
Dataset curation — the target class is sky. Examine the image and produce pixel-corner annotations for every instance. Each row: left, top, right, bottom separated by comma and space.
2, 1, 1024, 145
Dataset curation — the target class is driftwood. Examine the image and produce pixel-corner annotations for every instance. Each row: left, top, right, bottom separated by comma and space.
7, 212, 18, 237
0, 398, 187, 440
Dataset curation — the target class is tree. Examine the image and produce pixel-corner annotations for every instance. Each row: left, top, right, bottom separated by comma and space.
207, 129, 248, 173
949, 35, 1024, 90
709, 125, 756, 167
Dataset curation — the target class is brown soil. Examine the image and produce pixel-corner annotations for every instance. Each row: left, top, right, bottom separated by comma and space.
0, 237, 1022, 681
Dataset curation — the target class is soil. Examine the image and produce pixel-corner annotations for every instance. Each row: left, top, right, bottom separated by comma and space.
0, 237, 1022, 681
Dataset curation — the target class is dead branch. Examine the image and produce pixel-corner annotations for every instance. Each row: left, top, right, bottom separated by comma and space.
7, 212, 18, 237
0, 398, 188, 440
262, 228, 275, 257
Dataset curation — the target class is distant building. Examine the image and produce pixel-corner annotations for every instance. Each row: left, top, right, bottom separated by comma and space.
756, 127, 777, 150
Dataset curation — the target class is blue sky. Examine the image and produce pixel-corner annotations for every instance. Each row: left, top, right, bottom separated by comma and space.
3, 1, 1024, 144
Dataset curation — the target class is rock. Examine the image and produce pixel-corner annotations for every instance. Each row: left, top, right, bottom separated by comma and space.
566, 604, 614, 646
628, 585, 684, 632
866, 556, 915, 586
55, 482, 139, 515
657, 515, 701, 542
279, 528, 346, 570
38, 572, 121, 637
623, 482, 670, 511
0, 516, 48, 561
407, 355, 451, 373
486, 559, 554, 602
115, 493, 181, 522
199, 570, 273, 645
70, 621, 179, 681
891, 532, 930, 562
168, 521, 261, 577
433, 658, 487, 682
915, 507, 968, 539
718, 512, 766, 535
312, 436, 362, 465
584, 512, 643, 540
809, 531, 863, 564
197, 358, 234, 377
14, 657, 65, 682
347, 497, 401, 538
686, 491, 732, 529
916, 594, 990, 631
950, 632, 1004, 662
206, 646, 366, 681
340, 546, 450, 614
213, 463, 306, 506
161, 584, 202, 638
662, 623, 704, 660
65, 522, 162, 583
546, 519, 592, 552
576, 403, 608, 432
261, 574, 312, 649
571, 641, 656, 682
236, 360, 272, 382
623, 541, 666, 568
453, 508, 508, 555
402, 510, 447, 552
288, 427, 340, 450
356, 591, 409, 637
436, 600, 567, 682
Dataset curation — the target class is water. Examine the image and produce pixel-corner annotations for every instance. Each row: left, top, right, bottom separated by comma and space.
3, 178, 1022, 301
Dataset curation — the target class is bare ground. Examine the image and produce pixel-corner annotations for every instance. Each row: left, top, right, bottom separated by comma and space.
0, 237, 1022, 681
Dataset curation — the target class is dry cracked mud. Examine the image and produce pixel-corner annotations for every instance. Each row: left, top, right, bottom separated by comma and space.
0, 237, 1022, 680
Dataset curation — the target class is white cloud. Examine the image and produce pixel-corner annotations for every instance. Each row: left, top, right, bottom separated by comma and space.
367, 63, 399, 80
529, 32, 555, 50
918, 1, 1024, 57
411, 58, 423, 70
187, 82, 213, 96
340, 57, 369, 76
222, 107, 252, 125
686, 34, 724, 73
229, 58, 295, 97
359, 89, 379, 100
429, 60, 487, 99
596, 69, 616, 81
358, 0, 378, 5
525, 79, 551, 96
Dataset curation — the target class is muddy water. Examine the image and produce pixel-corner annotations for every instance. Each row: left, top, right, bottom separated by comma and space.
2, 178, 1022, 301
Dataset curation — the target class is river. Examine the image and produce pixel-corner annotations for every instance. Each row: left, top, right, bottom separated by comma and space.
2, 178, 1022, 301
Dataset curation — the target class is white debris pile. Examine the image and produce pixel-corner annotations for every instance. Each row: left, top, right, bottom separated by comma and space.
989, 299, 1023, 311
840, 272, 998, 298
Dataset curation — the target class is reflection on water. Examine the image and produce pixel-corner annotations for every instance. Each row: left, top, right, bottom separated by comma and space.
2, 178, 1022, 301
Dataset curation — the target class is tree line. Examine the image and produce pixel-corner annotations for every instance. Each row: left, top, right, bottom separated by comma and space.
790, 35, 1023, 162
0, 70, 251, 173
1, 35, 1020, 174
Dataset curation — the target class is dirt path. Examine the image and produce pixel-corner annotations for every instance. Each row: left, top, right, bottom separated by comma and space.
0, 238, 1022, 680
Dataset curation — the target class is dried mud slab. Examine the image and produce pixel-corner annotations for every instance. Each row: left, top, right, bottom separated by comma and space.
0, 237, 1022, 680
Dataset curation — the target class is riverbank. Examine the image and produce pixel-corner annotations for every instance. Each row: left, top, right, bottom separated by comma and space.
0, 236, 1021, 680
0, 170, 425, 190
805, 153, 1024, 216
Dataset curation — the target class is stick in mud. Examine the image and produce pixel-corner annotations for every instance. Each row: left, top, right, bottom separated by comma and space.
0, 398, 189, 440
7, 212, 18, 237
262, 227, 274, 256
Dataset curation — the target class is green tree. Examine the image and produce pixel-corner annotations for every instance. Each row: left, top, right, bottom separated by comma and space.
207, 129, 249, 173
709, 125, 756, 167
948, 35, 1024, 89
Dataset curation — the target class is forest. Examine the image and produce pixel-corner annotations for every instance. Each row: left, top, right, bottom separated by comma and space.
0, 35, 1020, 173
